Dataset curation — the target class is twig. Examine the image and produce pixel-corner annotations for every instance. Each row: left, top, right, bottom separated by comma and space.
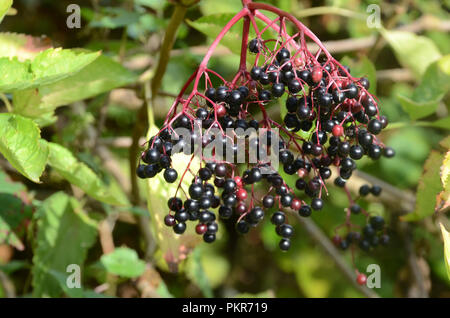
0, 93, 12, 112
376, 68, 414, 82
0, 270, 16, 298
292, 213, 380, 298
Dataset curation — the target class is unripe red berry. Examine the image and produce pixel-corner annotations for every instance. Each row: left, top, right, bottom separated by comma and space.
332, 124, 344, 137
234, 176, 243, 188
196, 224, 207, 235
236, 188, 248, 201
216, 104, 227, 117
356, 273, 367, 286
311, 66, 323, 83
291, 198, 301, 210
164, 214, 176, 227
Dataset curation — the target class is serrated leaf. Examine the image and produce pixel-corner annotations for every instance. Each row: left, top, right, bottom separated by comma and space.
0, 32, 52, 61
439, 222, 450, 281
0, 48, 100, 92
403, 151, 443, 221
32, 192, 98, 297
0, 114, 49, 182
381, 30, 442, 79
12, 55, 137, 124
100, 247, 146, 278
0, 0, 12, 24
46, 142, 129, 206
340, 56, 377, 94
396, 55, 450, 120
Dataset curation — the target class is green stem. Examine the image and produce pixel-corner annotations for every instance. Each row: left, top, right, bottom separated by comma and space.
0, 93, 12, 113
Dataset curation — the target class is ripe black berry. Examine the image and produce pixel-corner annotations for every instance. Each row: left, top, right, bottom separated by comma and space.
173, 222, 186, 234
163, 168, 178, 183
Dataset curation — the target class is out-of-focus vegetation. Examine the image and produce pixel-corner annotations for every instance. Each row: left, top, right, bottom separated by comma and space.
0, 0, 448, 298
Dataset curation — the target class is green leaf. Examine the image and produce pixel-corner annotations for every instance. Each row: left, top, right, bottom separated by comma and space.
185, 248, 213, 298
402, 151, 443, 221
0, 114, 49, 182
32, 192, 98, 297
381, 30, 442, 79
0, 170, 25, 195
397, 55, 450, 120
234, 290, 275, 298
0, 48, 100, 92
0, 32, 52, 60
0, 0, 12, 24
0, 193, 33, 250
46, 269, 109, 298
12, 54, 137, 124
89, 7, 141, 29
46, 142, 129, 206
440, 222, 450, 281
340, 56, 377, 94
100, 247, 146, 278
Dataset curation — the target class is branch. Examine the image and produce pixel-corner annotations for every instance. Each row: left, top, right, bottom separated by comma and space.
292, 213, 380, 298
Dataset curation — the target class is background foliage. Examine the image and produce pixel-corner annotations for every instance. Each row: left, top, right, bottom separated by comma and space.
0, 0, 449, 298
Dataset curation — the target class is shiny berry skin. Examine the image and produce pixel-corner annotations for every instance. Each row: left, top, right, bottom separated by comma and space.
271, 211, 285, 226
272, 83, 285, 98
168, 197, 182, 211
248, 38, 261, 53
250, 66, 263, 80
196, 224, 207, 235
356, 273, 367, 286
299, 205, 312, 217
136, 165, 146, 179
383, 147, 396, 158
359, 77, 370, 89
164, 214, 176, 227
291, 198, 302, 210
259, 89, 272, 101
368, 119, 382, 134
288, 79, 301, 93
189, 183, 204, 200
332, 124, 344, 137
223, 179, 237, 193
349, 145, 364, 160
199, 167, 212, 181
280, 194, 293, 207
236, 188, 248, 201
276, 48, 290, 62
203, 233, 216, 243
163, 168, 178, 183
175, 210, 189, 223
279, 238, 291, 251
262, 195, 275, 208
145, 148, 160, 164
311, 198, 323, 211
277, 224, 294, 238
236, 220, 250, 234
214, 163, 227, 177
173, 222, 186, 234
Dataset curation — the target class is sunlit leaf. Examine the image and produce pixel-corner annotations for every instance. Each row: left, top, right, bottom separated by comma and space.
0, 32, 52, 61
0, 114, 48, 182
381, 30, 442, 79
0, 48, 100, 92
13, 55, 137, 124
100, 247, 146, 278
0, 0, 12, 24
46, 142, 129, 206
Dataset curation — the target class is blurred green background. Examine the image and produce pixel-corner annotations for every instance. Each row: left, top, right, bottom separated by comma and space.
0, 0, 449, 298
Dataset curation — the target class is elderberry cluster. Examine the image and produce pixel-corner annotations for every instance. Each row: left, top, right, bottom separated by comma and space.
136, 34, 395, 252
